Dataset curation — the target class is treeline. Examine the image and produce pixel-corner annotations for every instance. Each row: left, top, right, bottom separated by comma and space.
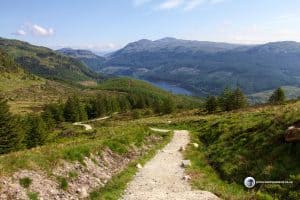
205, 87, 248, 113
0, 93, 175, 154
205, 87, 286, 113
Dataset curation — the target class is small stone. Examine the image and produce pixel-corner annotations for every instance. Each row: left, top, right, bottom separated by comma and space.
182, 175, 191, 181
136, 163, 143, 169
181, 160, 191, 168
178, 146, 185, 152
192, 143, 199, 148
79, 187, 88, 198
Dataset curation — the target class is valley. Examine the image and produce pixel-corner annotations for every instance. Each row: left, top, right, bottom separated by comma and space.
0, 36, 299, 200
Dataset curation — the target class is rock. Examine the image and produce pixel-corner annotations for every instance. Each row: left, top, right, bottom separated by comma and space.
178, 146, 185, 151
181, 160, 191, 168
79, 186, 88, 198
182, 175, 191, 181
192, 143, 199, 148
136, 163, 143, 169
285, 126, 300, 142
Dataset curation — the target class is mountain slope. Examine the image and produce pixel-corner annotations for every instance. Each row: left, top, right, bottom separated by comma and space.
56, 48, 106, 72
102, 38, 300, 96
0, 38, 102, 83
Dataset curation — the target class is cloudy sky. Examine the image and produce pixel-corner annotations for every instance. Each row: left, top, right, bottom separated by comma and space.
1, 0, 300, 52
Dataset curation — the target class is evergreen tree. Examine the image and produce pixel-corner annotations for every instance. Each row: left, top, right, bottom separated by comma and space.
231, 88, 248, 109
205, 95, 218, 113
118, 96, 131, 112
153, 98, 164, 114
64, 95, 82, 122
25, 114, 47, 149
41, 108, 56, 130
269, 87, 285, 103
0, 95, 23, 154
218, 87, 234, 111
162, 97, 175, 114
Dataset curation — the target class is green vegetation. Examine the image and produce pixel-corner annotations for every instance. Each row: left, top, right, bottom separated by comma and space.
24, 114, 47, 149
19, 177, 32, 188
159, 102, 300, 199
58, 176, 68, 190
0, 95, 23, 154
205, 95, 218, 113
27, 192, 39, 200
204, 87, 248, 112
249, 85, 300, 104
0, 38, 103, 83
269, 87, 286, 104
89, 129, 172, 200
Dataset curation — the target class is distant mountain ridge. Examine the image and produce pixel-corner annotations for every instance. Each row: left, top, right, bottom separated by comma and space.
0, 38, 103, 83
56, 48, 106, 72
97, 38, 300, 96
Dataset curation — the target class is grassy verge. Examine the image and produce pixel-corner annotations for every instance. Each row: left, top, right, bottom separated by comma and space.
0, 121, 167, 176
88, 130, 172, 200
185, 130, 255, 200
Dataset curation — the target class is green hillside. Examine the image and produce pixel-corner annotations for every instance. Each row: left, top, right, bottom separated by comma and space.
148, 102, 300, 199
96, 77, 202, 109
249, 86, 300, 104
0, 37, 102, 83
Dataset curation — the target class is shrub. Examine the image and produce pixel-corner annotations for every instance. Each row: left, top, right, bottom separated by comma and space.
19, 177, 32, 188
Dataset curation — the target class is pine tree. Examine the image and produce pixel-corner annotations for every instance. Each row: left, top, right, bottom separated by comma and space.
41, 108, 56, 130
0, 95, 23, 154
25, 114, 47, 149
231, 88, 248, 109
64, 95, 80, 122
269, 87, 285, 103
218, 87, 234, 111
205, 95, 218, 113
162, 97, 175, 114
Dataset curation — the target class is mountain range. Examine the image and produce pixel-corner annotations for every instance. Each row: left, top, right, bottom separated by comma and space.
58, 38, 300, 96
0, 38, 104, 84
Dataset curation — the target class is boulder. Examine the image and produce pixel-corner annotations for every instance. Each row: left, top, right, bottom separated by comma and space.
285, 126, 300, 142
181, 160, 191, 168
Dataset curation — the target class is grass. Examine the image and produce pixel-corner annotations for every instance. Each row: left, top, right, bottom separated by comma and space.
27, 192, 39, 200
58, 176, 68, 190
0, 119, 168, 175
68, 171, 78, 178
137, 101, 300, 199
184, 130, 255, 200
89, 129, 172, 200
19, 177, 32, 188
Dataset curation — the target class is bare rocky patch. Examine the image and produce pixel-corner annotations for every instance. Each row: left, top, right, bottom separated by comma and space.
0, 144, 157, 200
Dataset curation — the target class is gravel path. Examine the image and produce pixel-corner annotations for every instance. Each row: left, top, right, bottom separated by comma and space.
121, 130, 219, 200
73, 116, 110, 130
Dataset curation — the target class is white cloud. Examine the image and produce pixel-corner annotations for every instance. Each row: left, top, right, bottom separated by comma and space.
157, 0, 184, 10
30, 24, 54, 36
12, 29, 26, 36
13, 23, 54, 37
155, 0, 226, 11
184, 0, 205, 11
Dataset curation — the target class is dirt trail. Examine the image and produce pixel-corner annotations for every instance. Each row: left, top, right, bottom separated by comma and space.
121, 130, 219, 200
73, 116, 110, 130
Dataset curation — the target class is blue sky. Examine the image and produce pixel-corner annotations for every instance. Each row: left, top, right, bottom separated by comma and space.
1, 0, 300, 52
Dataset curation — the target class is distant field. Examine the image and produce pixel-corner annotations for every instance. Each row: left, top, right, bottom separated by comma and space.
248, 85, 300, 104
